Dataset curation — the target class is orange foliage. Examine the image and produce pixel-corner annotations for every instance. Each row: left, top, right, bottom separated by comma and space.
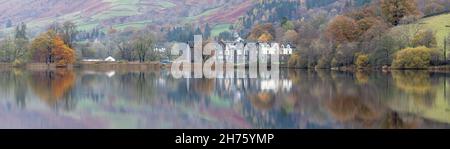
247, 23, 275, 42
326, 15, 360, 44
258, 33, 273, 43
248, 92, 275, 110
52, 36, 76, 66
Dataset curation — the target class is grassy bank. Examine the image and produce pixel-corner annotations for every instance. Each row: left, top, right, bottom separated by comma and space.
78, 61, 169, 72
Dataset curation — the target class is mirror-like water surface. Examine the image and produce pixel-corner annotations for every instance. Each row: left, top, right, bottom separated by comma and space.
0, 68, 449, 128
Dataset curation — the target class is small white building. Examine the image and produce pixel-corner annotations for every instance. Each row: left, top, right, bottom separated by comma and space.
281, 44, 293, 55
105, 56, 116, 62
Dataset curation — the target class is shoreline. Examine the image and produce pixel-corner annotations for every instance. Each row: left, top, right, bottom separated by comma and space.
1, 62, 450, 73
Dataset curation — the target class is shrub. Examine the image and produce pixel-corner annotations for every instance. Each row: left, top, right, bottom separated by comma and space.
355, 54, 369, 68
411, 29, 437, 48
392, 46, 441, 69
288, 53, 300, 68
288, 52, 308, 68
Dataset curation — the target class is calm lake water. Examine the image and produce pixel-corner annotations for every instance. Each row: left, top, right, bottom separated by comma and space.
0, 68, 449, 129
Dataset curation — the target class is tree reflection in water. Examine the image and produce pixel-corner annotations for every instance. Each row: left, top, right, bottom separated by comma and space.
389, 70, 450, 124
28, 68, 76, 110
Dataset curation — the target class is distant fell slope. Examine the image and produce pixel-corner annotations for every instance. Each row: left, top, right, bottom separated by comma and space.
0, 0, 255, 32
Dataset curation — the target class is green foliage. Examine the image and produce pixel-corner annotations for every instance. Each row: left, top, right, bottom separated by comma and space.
15, 23, 27, 40
217, 31, 234, 41
392, 46, 441, 69
393, 14, 450, 49
306, 0, 337, 9
240, 0, 300, 30
282, 20, 295, 31
204, 23, 212, 39
0, 23, 30, 63
0, 38, 15, 62
211, 24, 231, 37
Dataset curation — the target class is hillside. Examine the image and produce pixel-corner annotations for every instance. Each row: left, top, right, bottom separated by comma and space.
392, 13, 450, 49
0, 0, 255, 33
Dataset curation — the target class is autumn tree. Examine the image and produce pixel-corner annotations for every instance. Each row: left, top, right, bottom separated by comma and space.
30, 30, 75, 66
30, 30, 56, 63
258, 33, 273, 43
247, 23, 275, 42
381, 0, 419, 26
52, 36, 76, 66
326, 15, 360, 45
359, 18, 389, 40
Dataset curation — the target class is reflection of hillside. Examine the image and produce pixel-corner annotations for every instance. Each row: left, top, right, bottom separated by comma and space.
388, 74, 450, 124
28, 69, 76, 107
325, 93, 432, 128
326, 95, 382, 124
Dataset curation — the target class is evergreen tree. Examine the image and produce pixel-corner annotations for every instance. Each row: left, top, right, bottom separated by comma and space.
5, 19, 12, 28
204, 23, 211, 39
15, 23, 27, 40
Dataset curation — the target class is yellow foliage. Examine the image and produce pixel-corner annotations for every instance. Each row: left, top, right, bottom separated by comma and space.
355, 54, 369, 68
392, 46, 438, 69
355, 71, 369, 84
392, 70, 432, 95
